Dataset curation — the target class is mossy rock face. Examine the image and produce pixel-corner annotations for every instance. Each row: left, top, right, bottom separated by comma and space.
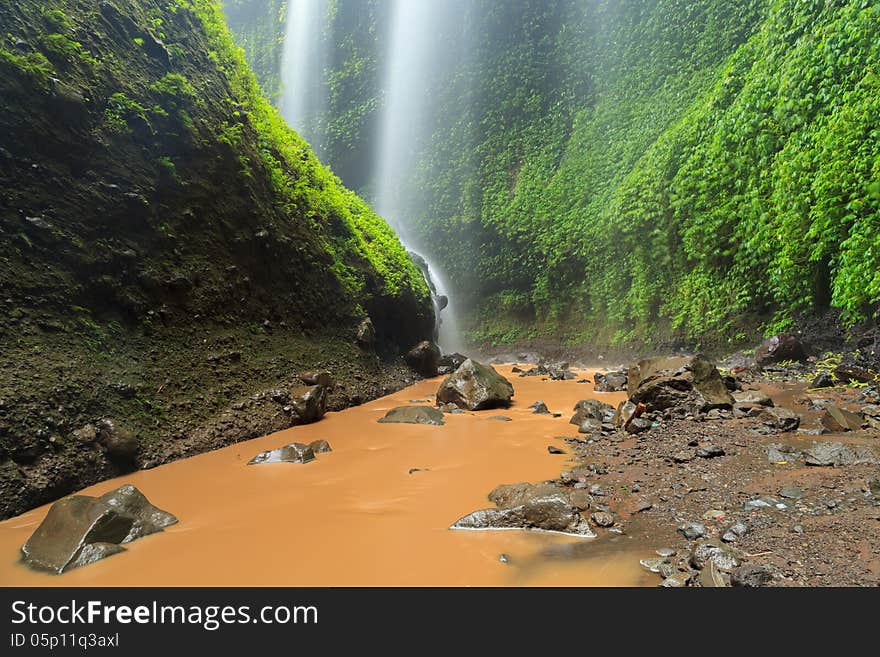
0, 0, 433, 519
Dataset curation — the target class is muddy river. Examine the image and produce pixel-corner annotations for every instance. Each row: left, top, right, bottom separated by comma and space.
0, 366, 657, 586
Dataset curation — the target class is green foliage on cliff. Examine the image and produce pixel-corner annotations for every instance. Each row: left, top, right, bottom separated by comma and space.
229, 0, 880, 347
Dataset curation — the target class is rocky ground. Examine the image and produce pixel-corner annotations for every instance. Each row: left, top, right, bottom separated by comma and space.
470, 334, 880, 587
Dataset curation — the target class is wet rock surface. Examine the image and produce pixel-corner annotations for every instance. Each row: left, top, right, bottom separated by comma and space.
378, 405, 446, 426
436, 359, 514, 411
248, 443, 316, 465
405, 341, 441, 378
627, 356, 734, 412
20, 485, 176, 574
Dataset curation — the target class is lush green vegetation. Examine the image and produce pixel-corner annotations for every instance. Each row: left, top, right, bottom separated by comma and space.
230, 0, 880, 348
185, 0, 428, 300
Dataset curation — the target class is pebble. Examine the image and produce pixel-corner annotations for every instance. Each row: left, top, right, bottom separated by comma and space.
696, 445, 725, 458
656, 548, 676, 557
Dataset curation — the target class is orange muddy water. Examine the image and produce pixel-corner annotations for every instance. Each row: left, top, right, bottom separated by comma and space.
0, 366, 656, 587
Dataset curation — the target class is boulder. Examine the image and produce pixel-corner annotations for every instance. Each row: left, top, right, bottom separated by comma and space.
248, 443, 316, 465
820, 406, 864, 433
436, 359, 514, 411
95, 418, 138, 461
754, 333, 807, 368
405, 341, 441, 377
570, 399, 615, 426
451, 494, 595, 537
290, 385, 327, 424
21, 486, 176, 574
438, 353, 467, 376
803, 442, 877, 467
378, 406, 445, 426
810, 372, 835, 389
613, 400, 641, 429
593, 370, 628, 392
627, 356, 733, 412
97, 484, 177, 543
529, 400, 551, 415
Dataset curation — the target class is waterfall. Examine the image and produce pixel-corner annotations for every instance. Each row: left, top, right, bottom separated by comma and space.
374, 0, 463, 354
279, 0, 328, 153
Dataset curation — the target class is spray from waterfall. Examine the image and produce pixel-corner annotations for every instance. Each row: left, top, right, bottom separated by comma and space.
279, 0, 328, 153
374, 0, 464, 354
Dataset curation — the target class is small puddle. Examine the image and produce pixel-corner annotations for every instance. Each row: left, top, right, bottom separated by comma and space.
0, 366, 655, 586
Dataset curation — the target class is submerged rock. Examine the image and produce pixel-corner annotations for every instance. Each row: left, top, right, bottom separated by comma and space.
451, 494, 595, 537
627, 356, 733, 412
436, 359, 514, 411
97, 484, 177, 544
754, 333, 807, 368
378, 405, 445, 425
406, 341, 441, 377
21, 486, 176, 574
248, 443, 316, 465
593, 370, 628, 392
309, 439, 332, 454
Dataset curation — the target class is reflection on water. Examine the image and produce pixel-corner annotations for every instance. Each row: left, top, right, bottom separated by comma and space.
0, 366, 655, 587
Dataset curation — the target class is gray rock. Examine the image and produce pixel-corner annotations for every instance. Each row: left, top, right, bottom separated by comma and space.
678, 522, 707, 540
767, 443, 802, 463
627, 356, 734, 412
758, 406, 801, 432
530, 400, 551, 414
689, 540, 741, 572
730, 564, 772, 587
378, 406, 446, 426
661, 573, 691, 587
436, 359, 514, 411
779, 487, 804, 500
248, 443, 316, 465
804, 441, 877, 467
590, 511, 615, 527
547, 446, 566, 454
593, 370, 628, 392
626, 417, 653, 435
488, 415, 513, 422
97, 484, 177, 543
21, 486, 176, 574
673, 450, 695, 463
572, 399, 616, 426
451, 496, 595, 537
696, 445, 725, 458
309, 439, 332, 454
